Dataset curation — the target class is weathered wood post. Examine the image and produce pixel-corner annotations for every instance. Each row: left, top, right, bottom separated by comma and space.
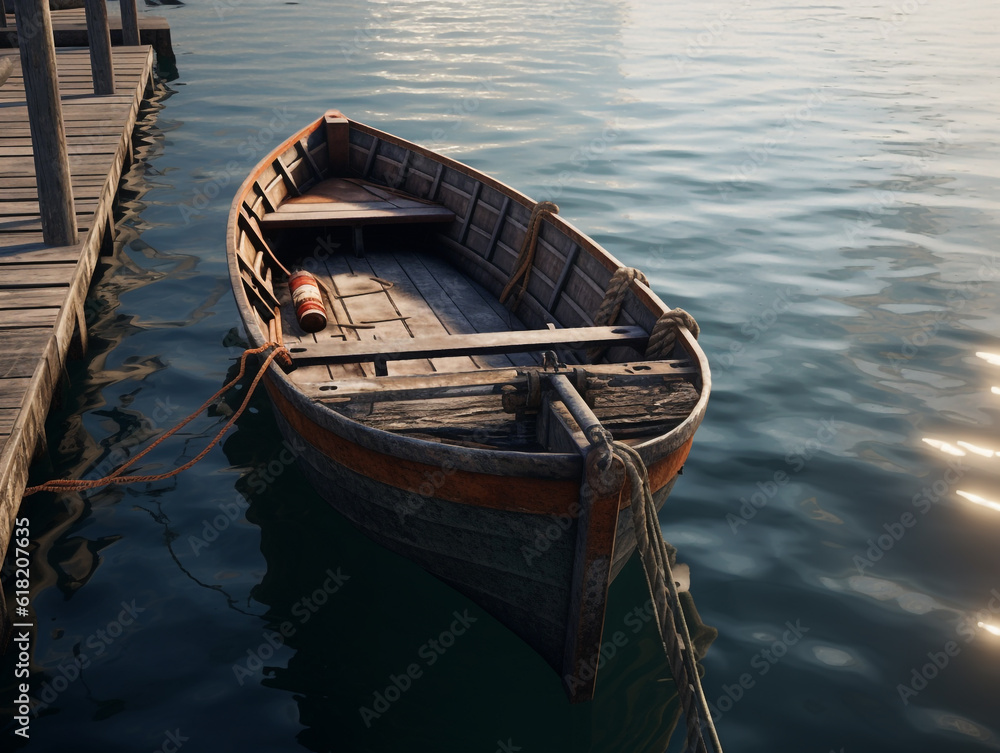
84, 0, 114, 95
13, 0, 78, 246
119, 0, 139, 46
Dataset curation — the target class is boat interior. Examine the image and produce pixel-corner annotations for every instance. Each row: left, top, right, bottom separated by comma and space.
233, 116, 702, 452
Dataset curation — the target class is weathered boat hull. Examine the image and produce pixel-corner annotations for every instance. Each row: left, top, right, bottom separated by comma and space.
227, 111, 710, 701
266, 374, 690, 671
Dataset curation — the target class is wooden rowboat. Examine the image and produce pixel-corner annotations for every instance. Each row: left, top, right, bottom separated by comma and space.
226, 110, 711, 702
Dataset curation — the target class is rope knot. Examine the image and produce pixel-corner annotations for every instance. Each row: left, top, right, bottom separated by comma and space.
274, 344, 294, 371
586, 266, 649, 362
645, 307, 699, 360
583, 425, 616, 475
584, 425, 614, 449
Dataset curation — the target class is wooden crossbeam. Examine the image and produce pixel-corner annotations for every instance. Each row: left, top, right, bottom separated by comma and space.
288, 325, 650, 369
302, 360, 697, 402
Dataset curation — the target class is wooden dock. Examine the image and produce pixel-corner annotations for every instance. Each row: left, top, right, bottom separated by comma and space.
1, 8, 176, 72
0, 45, 155, 570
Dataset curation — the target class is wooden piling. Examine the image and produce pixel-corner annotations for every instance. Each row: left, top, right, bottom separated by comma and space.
12, 0, 77, 247
0, 45, 156, 642
0, 8, 177, 73
119, 0, 139, 46
84, 0, 114, 95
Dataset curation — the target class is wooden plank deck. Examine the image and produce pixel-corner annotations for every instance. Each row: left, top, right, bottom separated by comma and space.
1, 8, 176, 71
0, 46, 155, 564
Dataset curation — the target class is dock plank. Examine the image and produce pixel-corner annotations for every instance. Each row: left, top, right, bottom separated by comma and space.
0, 263, 77, 287
0, 243, 89, 264
0, 288, 67, 309
0, 410, 17, 436
0, 308, 60, 329
0, 379, 31, 410
0, 45, 156, 568
0, 328, 54, 379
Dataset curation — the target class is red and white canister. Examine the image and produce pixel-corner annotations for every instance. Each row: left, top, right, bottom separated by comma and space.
288, 269, 328, 332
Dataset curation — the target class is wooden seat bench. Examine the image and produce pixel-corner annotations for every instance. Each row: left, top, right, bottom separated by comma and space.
287, 325, 651, 375
258, 178, 455, 229
259, 176, 455, 255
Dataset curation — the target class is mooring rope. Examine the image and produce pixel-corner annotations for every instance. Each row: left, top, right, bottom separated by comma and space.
587, 266, 648, 362
499, 200, 559, 311
593, 266, 649, 327
646, 308, 700, 360
586, 426, 724, 753
587, 265, 701, 363
23, 342, 290, 496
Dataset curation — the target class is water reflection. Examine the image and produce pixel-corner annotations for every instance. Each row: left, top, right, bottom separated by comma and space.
955, 491, 1000, 514
919, 346, 1000, 521
7, 0, 999, 748
209, 353, 718, 752
956, 442, 996, 459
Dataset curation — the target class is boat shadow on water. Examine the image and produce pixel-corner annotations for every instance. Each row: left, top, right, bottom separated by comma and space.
208, 357, 719, 753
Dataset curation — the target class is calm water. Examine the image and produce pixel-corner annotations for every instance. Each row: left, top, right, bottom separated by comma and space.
4, 1, 1000, 750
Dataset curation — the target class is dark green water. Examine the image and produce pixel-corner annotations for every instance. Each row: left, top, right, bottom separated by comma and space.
3, 0, 1000, 750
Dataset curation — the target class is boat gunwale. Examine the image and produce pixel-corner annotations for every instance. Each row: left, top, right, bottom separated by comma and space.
226, 111, 711, 479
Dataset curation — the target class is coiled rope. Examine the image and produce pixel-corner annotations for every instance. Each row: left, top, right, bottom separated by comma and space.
499, 201, 560, 311
586, 426, 723, 753
588, 265, 701, 362
23, 342, 290, 497
646, 308, 700, 360
587, 266, 648, 361
593, 266, 649, 328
